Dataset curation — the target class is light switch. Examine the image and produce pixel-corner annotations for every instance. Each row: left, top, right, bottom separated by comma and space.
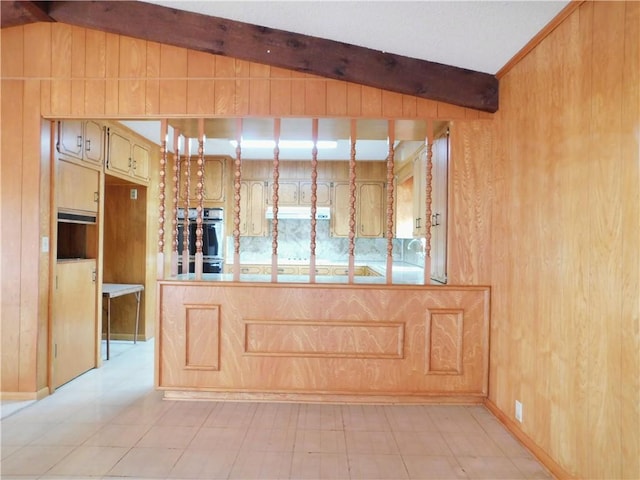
41, 236, 49, 253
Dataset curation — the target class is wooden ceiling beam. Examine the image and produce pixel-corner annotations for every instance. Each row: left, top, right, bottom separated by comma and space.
3, 0, 499, 112
0, 1, 52, 28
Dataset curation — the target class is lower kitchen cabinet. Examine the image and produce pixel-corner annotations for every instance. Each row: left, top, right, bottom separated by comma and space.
52, 259, 97, 388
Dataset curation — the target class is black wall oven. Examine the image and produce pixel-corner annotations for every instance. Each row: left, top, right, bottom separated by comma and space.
177, 207, 224, 274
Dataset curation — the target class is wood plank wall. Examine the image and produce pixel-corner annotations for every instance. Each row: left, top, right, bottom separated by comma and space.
488, 3, 639, 479
0, 21, 489, 397
2, 7, 637, 478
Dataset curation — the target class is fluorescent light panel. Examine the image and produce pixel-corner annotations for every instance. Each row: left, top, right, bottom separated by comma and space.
230, 140, 337, 149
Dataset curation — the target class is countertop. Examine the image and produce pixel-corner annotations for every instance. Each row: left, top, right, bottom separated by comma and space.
174, 261, 427, 285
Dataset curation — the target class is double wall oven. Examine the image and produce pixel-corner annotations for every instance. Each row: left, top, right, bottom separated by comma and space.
177, 207, 224, 274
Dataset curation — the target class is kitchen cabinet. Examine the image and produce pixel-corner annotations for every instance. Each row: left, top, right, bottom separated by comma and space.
57, 120, 105, 168
430, 134, 449, 283
181, 157, 225, 204
239, 180, 267, 236
267, 181, 330, 206
413, 148, 427, 237
57, 159, 99, 214
52, 259, 97, 388
223, 264, 378, 277
106, 127, 150, 185
299, 181, 330, 205
331, 181, 385, 238
299, 265, 331, 275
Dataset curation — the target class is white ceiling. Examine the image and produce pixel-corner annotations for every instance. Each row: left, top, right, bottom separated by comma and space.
144, 0, 570, 75
125, 1, 569, 159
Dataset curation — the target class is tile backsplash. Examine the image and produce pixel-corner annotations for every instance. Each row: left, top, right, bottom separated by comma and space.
227, 219, 424, 267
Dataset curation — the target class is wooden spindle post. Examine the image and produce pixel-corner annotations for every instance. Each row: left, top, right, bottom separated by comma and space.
386, 120, 395, 284
348, 119, 357, 283
425, 120, 434, 285
171, 129, 181, 276
194, 119, 205, 280
181, 136, 191, 276
309, 119, 319, 284
233, 118, 243, 282
157, 119, 168, 279
271, 119, 281, 283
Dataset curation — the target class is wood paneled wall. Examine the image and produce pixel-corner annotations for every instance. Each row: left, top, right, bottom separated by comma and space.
0, 21, 488, 396
488, 2, 639, 479
3, 8, 637, 478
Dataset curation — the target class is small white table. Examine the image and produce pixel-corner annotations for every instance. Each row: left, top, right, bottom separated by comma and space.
102, 283, 144, 360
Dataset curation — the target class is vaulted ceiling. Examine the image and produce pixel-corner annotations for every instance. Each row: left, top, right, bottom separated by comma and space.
1, 1, 570, 113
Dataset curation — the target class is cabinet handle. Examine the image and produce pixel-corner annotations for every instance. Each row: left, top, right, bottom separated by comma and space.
76, 135, 82, 148
91, 269, 96, 283
85, 139, 91, 151
128, 157, 132, 169
416, 217, 421, 229
94, 192, 99, 203
431, 213, 440, 226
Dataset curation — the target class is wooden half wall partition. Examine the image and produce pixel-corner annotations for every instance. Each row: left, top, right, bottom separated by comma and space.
157, 281, 490, 402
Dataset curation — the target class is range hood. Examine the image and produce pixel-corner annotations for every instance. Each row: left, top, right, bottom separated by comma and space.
265, 206, 330, 220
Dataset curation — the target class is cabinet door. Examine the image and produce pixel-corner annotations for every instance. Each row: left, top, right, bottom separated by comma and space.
57, 120, 84, 160
240, 181, 267, 237
357, 182, 384, 237
268, 181, 298, 205
413, 152, 426, 237
107, 130, 132, 175
395, 176, 414, 238
248, 181, 267, 236
331, 182, 351, 237
83, 120, 105, 165
239, 181, 249, 236
57, 160, 99, 213
53, 260, 96, 388
203, 158, 224, 202
299, 181, 331, 206
131, 143, 150, 182
430, 136, 448, 283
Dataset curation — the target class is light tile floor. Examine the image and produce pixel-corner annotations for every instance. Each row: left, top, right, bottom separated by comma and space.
1, 339, 553, 479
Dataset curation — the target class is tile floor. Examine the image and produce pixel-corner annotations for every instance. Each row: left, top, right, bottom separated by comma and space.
1, 339, 553, 479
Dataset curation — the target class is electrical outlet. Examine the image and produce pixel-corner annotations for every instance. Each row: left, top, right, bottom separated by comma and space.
515, 400, 523, 423
130, 188, 138, 200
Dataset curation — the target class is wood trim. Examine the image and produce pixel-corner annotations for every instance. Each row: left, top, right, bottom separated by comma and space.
496, 1, 584, 79
34, 0, 499, 112
483, 399, 574, 480
165, 390, 486, 405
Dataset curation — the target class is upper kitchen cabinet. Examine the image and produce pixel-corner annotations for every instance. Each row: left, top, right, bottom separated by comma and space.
106, 126, 151, 185
267, 180, 331, 206
180, 157, 225, 205
331, 181, 385, 238
299, 182, 331, 206
57, 120, 105, 169
57, 159, 100, 216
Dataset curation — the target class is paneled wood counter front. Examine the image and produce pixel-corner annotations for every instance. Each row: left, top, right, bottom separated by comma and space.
157, 281, 490, 403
